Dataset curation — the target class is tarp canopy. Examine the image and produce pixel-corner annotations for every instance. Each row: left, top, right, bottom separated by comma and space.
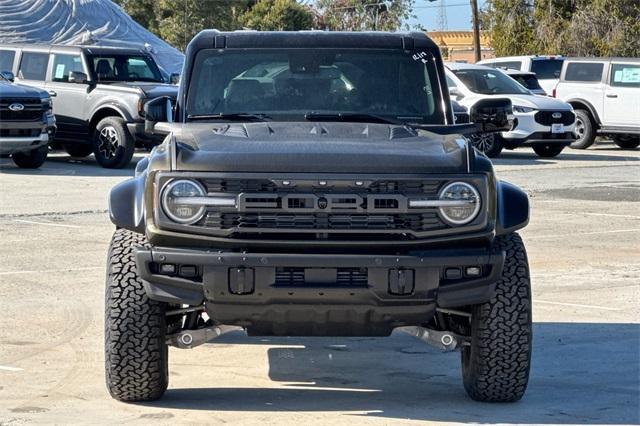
0, 0, 184, 76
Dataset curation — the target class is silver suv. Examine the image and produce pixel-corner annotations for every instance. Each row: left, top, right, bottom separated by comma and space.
0, 44, 178, 168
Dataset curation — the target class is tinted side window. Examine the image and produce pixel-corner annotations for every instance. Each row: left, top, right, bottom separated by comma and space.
530, 59, 563, 79
0, 49, 16, 72
19, 52, 49, 80
52, 54, 84, 82
610, 63, 640, 88
564, 62, 604, 82
492, 61, 523, 71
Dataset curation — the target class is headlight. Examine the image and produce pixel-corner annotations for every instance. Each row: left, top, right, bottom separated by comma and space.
161, 179, 207, 224
512, 105, 536, 113
437, 182, 481, 225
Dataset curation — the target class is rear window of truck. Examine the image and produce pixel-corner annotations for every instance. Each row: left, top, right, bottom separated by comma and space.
530, 59, 563, 79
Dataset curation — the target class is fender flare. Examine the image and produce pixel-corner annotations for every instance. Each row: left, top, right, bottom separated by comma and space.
566, 98, 601, 126
109, 173, 146, 234
90, 102, 135, 125
496, 180, 529, 236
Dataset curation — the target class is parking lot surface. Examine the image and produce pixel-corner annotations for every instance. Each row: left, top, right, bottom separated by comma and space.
1, 144, 639, 425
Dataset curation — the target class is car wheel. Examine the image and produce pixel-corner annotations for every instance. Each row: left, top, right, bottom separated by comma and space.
570, 109, 596, 149
64, 143, 94, 158
532, 144, 564, 158
11, 145, 48, 169
93, 117, 135, 169
461, 232, 532, 402
613, 135, 640, 150
468, 132, 503, 158
105, 229, 168, 402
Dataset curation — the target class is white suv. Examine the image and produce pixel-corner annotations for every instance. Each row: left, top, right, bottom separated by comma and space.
477, 55, 564, 95
446, 62, 576, 158
553, 58, 640, 149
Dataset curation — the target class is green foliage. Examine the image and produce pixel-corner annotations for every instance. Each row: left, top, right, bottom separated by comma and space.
483, 0, 640, 57
316, 0, 415, 31
240, 0, 314, 31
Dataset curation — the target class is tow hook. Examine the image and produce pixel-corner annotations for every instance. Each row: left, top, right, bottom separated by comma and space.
166, 325, 243, 349
397, 326, 470, 352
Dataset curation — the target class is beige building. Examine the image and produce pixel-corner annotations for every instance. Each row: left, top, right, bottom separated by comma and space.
426, 31, 494, 63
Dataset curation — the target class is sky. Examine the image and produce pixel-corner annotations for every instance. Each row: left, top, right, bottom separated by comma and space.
407, 0, 488, 31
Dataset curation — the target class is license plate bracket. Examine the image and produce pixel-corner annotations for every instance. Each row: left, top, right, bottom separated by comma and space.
551, 123, 564, 134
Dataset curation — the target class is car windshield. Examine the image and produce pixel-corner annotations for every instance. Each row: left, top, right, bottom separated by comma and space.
453, 68, 530, 95
510, 74, 543, 91
87, 54, 164, 83
186, 49, 446, 124
531, 59, 564, 80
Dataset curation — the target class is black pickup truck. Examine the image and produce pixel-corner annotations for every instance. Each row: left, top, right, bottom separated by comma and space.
105, 31, 532, 403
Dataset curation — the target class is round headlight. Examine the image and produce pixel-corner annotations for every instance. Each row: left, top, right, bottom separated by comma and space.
161, 179, 206, 224
438, 182, 481, 225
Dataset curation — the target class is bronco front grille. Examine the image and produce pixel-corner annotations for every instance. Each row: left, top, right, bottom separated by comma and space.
0, 98, 44, 121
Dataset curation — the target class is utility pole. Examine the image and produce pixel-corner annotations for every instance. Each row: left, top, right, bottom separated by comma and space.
470, 0, 481, 62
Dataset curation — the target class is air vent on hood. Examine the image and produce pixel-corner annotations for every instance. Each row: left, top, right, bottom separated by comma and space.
389, 126, 416, 139
212, 124, 249, 138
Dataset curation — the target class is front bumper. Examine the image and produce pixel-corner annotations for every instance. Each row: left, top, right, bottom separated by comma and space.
135, 246, 504, 336
502, 110, 576, 145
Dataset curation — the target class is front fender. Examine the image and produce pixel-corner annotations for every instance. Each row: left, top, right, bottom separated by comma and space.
109, 173, 146, 234
496, 180, 529, 235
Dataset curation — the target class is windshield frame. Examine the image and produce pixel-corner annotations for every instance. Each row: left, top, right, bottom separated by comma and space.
86, 53, 164, 83
183, 48, 448, 125
452, 68, 531, 96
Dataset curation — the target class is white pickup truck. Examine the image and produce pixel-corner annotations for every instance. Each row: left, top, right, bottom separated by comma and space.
553, 58, 640, 149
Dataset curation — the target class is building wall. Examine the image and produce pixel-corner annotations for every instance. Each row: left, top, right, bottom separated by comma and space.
426, 31, 494, 63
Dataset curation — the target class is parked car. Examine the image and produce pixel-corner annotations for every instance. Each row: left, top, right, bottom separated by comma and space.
446, 62, 576, 158
0, 70, 56, 168
478, 55, 564, 95
503, 69, 547, 96
553, 57, 640, 149
105, 30, 533, 404
0, 44, 178, 168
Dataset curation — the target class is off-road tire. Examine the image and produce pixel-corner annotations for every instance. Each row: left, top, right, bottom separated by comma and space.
461, 232, 532, 402
570, 109, 596, 149
12, 145, 48, 168
468, 132, 504, 158
532, 144, 564, 158
63, 143, 94, 158
105, 229, 168, 402
613, 135, 640, 150
93, 116, 135, 169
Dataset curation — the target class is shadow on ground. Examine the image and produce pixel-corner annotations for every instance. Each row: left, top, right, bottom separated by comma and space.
493, 149, 639, 166
0, 152, 144, 177
146, 323, 639, 424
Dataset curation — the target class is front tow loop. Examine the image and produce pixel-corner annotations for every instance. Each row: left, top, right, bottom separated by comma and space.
397, 326, 470, 351
167, 325, 244, 349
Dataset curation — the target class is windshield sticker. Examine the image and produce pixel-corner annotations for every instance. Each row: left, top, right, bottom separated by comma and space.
412, 51, 429, 64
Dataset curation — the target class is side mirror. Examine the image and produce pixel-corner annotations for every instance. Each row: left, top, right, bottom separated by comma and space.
68, 71, 88, 84
469, 98, 513, 132
449, 86, 463, 99
169, 72, 180, 85
0, 70, 15, 82
144, 96, 173, 133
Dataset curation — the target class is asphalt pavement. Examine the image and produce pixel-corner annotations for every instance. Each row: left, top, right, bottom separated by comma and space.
0, 143, 638, 425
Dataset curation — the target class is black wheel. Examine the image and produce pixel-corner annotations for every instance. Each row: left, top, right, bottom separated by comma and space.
461, 232, 532, 402
12, 145, 48, 168
468, 132, 503, 158
105, 229, 168, 402
532, 144, 564, 158
93, 116, 135, 169
613, 135, 640, 149
570, 109, 596, 149
64, 143, 94, 158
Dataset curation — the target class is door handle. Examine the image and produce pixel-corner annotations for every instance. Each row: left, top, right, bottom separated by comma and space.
48, 90, 57, 97
605, 93, 618, 98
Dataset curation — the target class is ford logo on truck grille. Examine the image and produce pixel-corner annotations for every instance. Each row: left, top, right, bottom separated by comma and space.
551, 112, 562, 119
8, 103, 25, 112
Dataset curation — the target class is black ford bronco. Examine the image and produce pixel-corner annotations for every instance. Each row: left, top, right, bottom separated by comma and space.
105, 31, 532, 403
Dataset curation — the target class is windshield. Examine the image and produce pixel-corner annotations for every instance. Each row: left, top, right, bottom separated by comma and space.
186, 49, 446, 124
453, 68, 530, 95
531, 59, 564, 79
87, 54, 164, 83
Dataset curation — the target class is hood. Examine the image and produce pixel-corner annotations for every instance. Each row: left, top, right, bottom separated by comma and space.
107, 81, 178, 99
503, 94, 571, 110
172, 122, 468, 174
0, 81, 48, 99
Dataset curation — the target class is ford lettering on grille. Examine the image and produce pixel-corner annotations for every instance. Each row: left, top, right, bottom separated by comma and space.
237, 193, 408, 213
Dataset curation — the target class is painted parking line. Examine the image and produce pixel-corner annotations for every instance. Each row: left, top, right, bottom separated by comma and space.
527, 228, 640, 240
14, 219, 81, 228
581, 212, 640, 219
0, 266, 102, 276
0, 365, 23, 372
536, 300, 623, 312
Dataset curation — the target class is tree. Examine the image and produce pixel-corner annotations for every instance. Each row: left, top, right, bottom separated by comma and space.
316, 0, 415, 31
112, 0, 160, 35
239, 0, 314, 30
481, 0, 536, 56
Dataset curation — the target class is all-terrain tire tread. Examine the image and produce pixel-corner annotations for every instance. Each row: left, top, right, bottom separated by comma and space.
104, 229, 168, 402
462, 232, 532, 402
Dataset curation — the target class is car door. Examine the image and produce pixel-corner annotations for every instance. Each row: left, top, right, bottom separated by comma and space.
16, 49, 49, 91
559, 61, 606, 117
45, 51, 90, 141
603, 62, 640, 127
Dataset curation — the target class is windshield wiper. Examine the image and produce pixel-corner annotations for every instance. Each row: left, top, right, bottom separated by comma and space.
187, 113, 271, 121
304, 112, 406, 126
